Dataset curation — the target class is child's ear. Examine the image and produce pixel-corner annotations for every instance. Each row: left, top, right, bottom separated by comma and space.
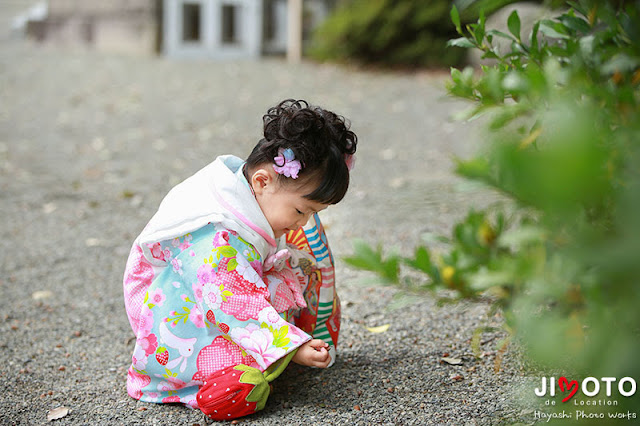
251, 167, 274, 195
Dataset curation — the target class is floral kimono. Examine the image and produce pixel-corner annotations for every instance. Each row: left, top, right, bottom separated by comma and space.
122, 155, 340, 409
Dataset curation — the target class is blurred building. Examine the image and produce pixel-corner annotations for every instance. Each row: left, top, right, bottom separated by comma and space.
17, 0, 334, 58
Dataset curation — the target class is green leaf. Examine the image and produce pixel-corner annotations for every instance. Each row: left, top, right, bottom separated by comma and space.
469, 267, 515, 290
455, 157, 491, 181
404, 246, 433, 275
217, 245, 238, 258
447, 37, 476, 49
343, 239, 400, 283
559, 14, 591, 34
530, 21, 540, 54
538, 20, 570, 40
481, 50, 500, 60
601, 53, 640, 76
474, 12, 486, 45
507, 10, 521, 40
450, 67, 462, 84
497, 225, 546, 249
387, 292, 420, 311
486, 29, 515, 41
227, 258, 238, 271
450, 5, 461, 33
566, 1, 588, 17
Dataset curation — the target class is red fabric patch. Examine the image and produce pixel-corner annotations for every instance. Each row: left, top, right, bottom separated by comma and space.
197, 366, 261, 420
217, 257, 270, 321
192, 336, 256, 383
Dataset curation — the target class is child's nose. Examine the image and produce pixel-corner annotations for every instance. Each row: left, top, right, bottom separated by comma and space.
296, 214, 311, 228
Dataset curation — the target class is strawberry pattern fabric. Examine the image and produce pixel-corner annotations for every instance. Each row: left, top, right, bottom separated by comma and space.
123, 215, 340, 411
123, 156, 341, 415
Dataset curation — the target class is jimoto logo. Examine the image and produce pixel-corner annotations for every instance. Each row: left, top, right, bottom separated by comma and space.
535, 377, 637, 402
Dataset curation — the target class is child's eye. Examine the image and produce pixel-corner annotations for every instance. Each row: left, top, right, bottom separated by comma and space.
296, 209, 304, 215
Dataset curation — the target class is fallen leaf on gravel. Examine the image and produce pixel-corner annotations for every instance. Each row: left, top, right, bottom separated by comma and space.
47, 406, 69, 421
441, 357, 463, 365
43, 203, 57, 214
366, 324, 390, 333
32, 291, 53, 300
85, 238, 101, 247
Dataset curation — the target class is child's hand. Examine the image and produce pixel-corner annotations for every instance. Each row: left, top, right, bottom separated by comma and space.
292, 339, 331, 368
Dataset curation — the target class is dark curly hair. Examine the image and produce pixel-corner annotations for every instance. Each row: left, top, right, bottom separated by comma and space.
245, 99, 357, 204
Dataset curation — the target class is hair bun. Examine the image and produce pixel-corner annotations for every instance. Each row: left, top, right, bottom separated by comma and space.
247, 99, 357, 204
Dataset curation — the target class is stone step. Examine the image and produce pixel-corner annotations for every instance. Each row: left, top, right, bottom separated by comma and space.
0, 0, 48, 40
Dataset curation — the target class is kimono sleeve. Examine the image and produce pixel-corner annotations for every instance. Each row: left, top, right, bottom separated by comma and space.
199, 230, 311, 371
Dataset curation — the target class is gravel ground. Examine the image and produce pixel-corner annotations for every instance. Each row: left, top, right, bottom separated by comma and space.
0, 40, 537, 425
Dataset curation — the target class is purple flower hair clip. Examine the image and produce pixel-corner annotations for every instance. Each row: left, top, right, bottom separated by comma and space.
273, 148, 302, 179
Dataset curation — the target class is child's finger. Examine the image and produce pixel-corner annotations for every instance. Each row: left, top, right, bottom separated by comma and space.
309, 339, 329, 351
315, 351, 331, 368
312, 347, 330, 364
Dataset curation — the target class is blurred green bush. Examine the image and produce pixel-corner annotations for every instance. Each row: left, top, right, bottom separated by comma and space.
309, 0, 560, 68
309, 0, 470, 67
344, 0, 640, 416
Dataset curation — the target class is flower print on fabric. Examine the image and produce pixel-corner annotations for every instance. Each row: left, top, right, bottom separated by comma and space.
286, 326, 309, 347
180, 234, 193, 250
138, 305, 154, 337
145, 391, 160, 403
209, 231, 262, 288
139, 333, 159, 357
204, 283, 222, 310
157, 374, 189, 394
149, 242, 166, 262
229, 323, 286, 370
258, 307, 282, 326
188, 304, 206, 328
197, 263, 215, 286
212, 230, 231, 249
124, 223, 315, 406
171, 258, 183, 275
147, 288, 166, 308
192, 281, 204, 304
163, 248, 172, 261
132, 344, 149, 371
182, 394, 198, 409
165, 293, 209, 329
235, 254, 263, 287
203, 282, 232, 311
149, 233, 194, 265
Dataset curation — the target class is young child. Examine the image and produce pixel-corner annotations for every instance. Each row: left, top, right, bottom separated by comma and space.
123, 99, 357, 420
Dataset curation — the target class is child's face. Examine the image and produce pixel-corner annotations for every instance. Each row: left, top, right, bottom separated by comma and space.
251, 167, 329, 238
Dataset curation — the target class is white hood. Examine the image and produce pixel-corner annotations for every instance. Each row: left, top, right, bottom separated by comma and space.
136, 155, 278, 266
